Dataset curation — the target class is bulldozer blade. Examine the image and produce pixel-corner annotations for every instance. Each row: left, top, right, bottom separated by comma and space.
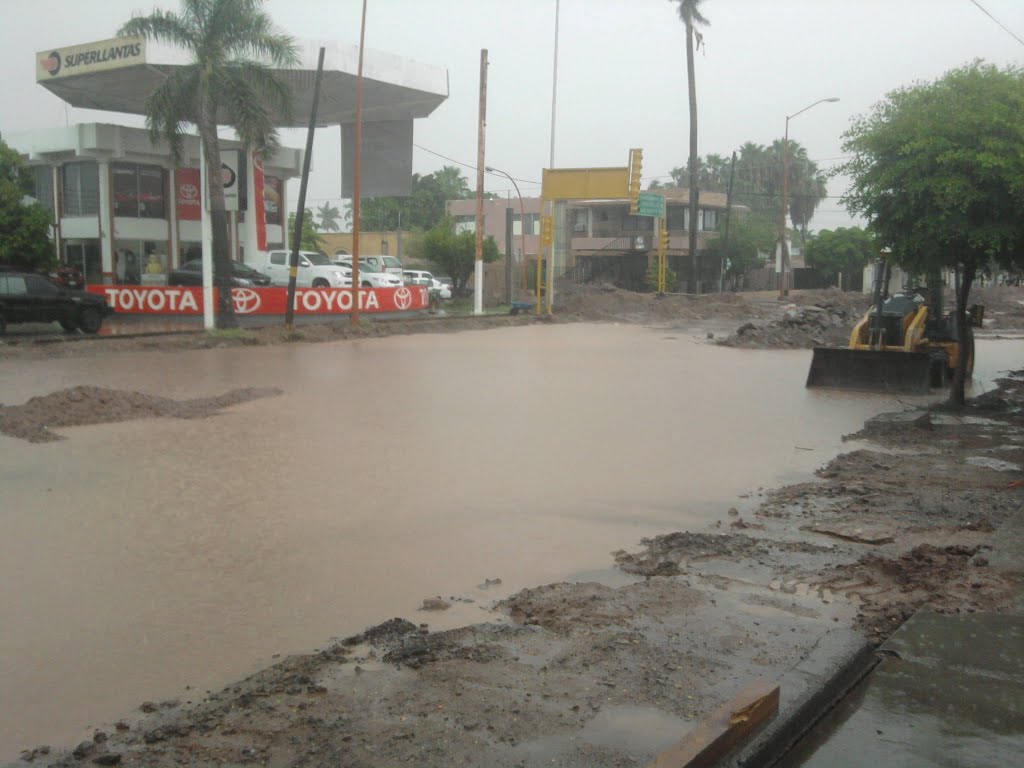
806, 347, 933, 394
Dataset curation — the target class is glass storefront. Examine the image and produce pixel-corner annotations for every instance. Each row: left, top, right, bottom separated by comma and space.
113, 163, 167, 219
65, 241, 102, 285
115, 239, 169, 284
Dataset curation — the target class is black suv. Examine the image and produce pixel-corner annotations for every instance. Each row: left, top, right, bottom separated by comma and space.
0, 271, 114, 334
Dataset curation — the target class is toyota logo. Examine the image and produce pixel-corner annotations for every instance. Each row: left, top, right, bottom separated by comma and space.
231, 288, 261, 314
394, 286, 413, 310
179, 183, 198, 200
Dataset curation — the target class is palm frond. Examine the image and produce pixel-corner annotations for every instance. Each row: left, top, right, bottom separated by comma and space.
225, 59, 294, 131
118, 9, 196, 50
144, 67, 202, 165
673, 0, 709, 28
213, 65, 281, 157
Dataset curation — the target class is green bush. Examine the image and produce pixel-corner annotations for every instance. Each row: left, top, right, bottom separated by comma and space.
645, 261, 679, 293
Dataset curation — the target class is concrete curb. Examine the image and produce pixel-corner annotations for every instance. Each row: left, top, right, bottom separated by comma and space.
725, 633, 880, 767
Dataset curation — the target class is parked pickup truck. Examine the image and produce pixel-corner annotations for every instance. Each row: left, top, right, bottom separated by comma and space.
264, 250, 352, 288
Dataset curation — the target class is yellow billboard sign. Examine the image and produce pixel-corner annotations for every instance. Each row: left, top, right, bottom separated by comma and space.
541, 167, 630, 201
36, 37, 146, 82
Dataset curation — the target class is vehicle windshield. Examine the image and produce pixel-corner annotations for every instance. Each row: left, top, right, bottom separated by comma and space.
359, 260, 382, 273
234, 262, 261, 275
304, 253, 332, 266
383, 257, 402, 269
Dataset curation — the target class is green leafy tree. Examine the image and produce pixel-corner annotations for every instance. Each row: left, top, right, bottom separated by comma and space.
118, 0, 298, 328
411, 217, 499, 293
0, 139, 54, 270
671, 0, 709, 292
703, 212, 776, 291
840, 61, 1024, 406
287, 209, 324, 253
804, 227, 876, 289
315, 202, 342, 233
351, 165, 484, 233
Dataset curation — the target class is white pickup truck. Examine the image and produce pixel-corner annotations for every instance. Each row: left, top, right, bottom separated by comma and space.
264, 250, 351, 288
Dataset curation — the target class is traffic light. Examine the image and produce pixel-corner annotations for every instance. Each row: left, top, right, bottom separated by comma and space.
541, 215, 553, 246
628, 148, 643, 214
658, 220, 669, 256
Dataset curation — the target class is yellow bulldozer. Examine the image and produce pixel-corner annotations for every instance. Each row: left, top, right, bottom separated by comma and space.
806, 263, 982, 394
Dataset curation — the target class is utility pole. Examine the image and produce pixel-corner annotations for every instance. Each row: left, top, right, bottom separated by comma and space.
473, 49, 488, 316
351, 0, 369, 324
719, 150, 736, 293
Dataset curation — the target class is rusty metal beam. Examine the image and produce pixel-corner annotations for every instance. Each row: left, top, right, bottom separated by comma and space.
650, 679, 780, 768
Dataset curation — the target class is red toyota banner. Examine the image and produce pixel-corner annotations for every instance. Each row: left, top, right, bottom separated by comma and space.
87, 285, 429, 315
174, 169, 201, 221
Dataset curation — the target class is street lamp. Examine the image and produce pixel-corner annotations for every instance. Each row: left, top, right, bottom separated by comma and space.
778, 96, 839, 299
485, 165, 527, 298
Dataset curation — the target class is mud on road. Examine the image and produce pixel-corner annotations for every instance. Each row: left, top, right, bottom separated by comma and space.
20, 368, 1024, 767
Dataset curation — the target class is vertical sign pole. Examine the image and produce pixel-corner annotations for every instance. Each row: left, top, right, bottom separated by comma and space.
199, 140, 214, 330
474, 49, 488, 316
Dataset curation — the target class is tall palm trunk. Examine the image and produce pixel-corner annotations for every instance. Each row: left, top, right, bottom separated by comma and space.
685, 22, 700, 294
198, 93, 237, 328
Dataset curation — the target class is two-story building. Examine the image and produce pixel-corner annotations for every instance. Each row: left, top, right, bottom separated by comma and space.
447, 189, 738, 293
8, 123, 301, 285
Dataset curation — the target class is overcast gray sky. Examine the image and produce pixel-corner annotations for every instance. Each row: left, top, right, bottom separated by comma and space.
1, 0, 1022, 231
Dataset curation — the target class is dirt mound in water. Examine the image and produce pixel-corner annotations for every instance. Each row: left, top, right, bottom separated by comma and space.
554, 284, 774, 323
718, 291, 869, 349
0, 385, 282, 443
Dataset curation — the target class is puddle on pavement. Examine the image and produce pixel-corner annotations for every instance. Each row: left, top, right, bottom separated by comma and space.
0, 327, 1021, 757
511, 704, 694, 762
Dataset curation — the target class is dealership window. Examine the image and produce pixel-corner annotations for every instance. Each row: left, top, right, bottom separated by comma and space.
115, 239, 168, 284
31, 166, 54, 215
113, 163, 167, 219
62, 161, 99, 216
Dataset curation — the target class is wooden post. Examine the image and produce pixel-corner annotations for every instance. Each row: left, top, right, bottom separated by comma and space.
473, 49, 488, 316
351, 0, 369, 324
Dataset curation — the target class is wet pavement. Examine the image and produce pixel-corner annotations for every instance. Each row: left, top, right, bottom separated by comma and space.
779, 513, 1024, 768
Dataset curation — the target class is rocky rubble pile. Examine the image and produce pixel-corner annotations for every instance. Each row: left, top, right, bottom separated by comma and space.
718, 300, 866, 349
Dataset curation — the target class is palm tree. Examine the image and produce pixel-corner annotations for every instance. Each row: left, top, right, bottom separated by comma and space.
118, 0, 297, 328
671, 0, 709, 293
316, 202, 342, 233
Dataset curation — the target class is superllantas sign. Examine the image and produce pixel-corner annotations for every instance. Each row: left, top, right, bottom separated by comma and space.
87, 285, 430, 315
37, 37, 145, 80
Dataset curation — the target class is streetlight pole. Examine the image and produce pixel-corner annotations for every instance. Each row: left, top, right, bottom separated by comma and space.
486, 166, 526, 297
778, 96, 839, 300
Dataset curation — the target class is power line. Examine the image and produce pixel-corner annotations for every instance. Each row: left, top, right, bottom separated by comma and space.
412, 143, 541, 185
969, 0, 1024, 47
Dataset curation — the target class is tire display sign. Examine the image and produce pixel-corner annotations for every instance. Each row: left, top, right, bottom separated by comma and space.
36, 37, 145, 81
87, 285, 429, 315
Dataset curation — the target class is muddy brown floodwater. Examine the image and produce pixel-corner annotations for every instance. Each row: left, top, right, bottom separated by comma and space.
0, 324, 1019, 758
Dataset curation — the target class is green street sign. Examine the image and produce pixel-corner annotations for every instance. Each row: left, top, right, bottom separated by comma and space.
636, 192, 665, 217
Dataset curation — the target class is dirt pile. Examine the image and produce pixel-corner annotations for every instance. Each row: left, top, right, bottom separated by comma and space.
718, 292, 868, 349
554, 284, 776, 324
0, 385, 282, 442
820, 543, 1017, 642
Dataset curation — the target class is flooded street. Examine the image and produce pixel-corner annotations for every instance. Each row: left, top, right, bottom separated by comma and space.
0, 324, 1019, 757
